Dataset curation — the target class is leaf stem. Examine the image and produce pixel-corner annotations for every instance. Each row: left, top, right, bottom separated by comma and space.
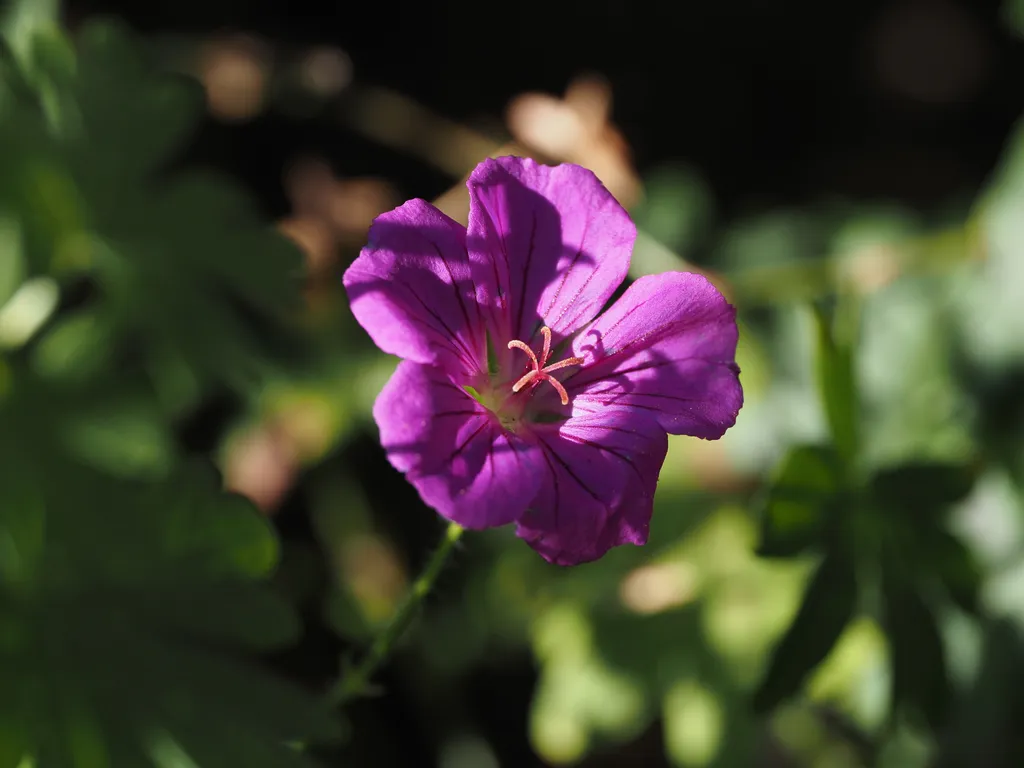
327, 521, 464, 706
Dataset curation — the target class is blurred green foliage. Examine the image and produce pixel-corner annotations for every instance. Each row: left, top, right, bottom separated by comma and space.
2, 1, 1024, 767
0, 4, 340, 765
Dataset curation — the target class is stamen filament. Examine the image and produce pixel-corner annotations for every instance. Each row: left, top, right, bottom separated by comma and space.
546, 376, 571, 406
506, 325, 584, 406
541, 356, 585, 373
540, 325, 553, 367
506, 339, 539, 368
511, 369, 539, 393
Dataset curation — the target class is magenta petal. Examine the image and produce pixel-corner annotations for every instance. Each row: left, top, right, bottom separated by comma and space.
373, 361, 544, 528
343, 199, 485, 375
565, 272, 742, 439
466, 157, 635, 350
516, 410, 668, 565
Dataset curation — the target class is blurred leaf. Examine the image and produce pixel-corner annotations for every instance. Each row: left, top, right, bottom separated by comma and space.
1, 0, 59, 68
812, 303, 858, 465
757, 444, 842, 557
959, 117, 1024, 370
928, 529, 983, 616
155, 465, 281, 580
0, 276, 59, 349
631, 164, 713, 254
59, 391, 177, 479
0, 0, 75, 131
0, 216, 25, 309
2, 19, 305, 401
871, 462, 976, 517
0, 435, 340, 766
934, 620, 1024, 768
529, 604, 650, 764
1004, 0, 1024, 38
754, 551, 857, 713
0, 718, 27, 768
715, 209, 832, 271
30, 307, 118, 384
663, 680, 723, 767
871, 461, 982, 614
882, 566, 949, 730
861, 277, 971, 466
72, 18, 202, 182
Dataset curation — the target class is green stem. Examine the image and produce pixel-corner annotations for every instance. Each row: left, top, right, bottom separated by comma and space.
328, 521, 464, 706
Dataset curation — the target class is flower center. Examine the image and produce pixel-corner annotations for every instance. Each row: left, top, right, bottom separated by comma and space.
506, 326, 585, 406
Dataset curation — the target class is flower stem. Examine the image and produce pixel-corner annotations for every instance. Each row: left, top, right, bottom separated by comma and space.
327, 521, 464, 706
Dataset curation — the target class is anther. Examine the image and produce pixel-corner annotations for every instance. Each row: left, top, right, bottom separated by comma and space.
507, 326, 585, 406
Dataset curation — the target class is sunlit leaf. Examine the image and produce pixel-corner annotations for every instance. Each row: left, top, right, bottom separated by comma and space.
812, 303, 858, 465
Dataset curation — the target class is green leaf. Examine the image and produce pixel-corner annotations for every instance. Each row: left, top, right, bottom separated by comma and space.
928, 529, 983, 616
932, 620, 1024, 768
882, 566, 950, 730
0, 216, 25, 309
0, 715, 28, 768
58, 391, 177, 480
0, 18, 305, 396
0, 446, 340, 767
757, 444, 842, 557
631, 164, 713, 255
30, 307, 118, 385
0, 0, 75, 132
72, 18, 201, 181
871, 462, 977, 517
159, 473, 281, 579
811, 303, 858, 465
1004, 0, 1024, 38
753, 550, 857, 713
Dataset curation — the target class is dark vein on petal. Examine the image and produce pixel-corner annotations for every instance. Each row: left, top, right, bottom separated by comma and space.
537, 443, 561, 531
429, 238, 482, 355
561, 433, 647, 487
434, 409, 485, 418
515, 210, 538, 339
537, 434, 605, 506
442, 420, 490, 466
475, 191, 510, 320
576, 422, 642, 437
397, 278, 479, 367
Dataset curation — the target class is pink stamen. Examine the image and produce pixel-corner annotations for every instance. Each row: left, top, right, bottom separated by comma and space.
539, 325, 553, 367
507, 326, 585, 406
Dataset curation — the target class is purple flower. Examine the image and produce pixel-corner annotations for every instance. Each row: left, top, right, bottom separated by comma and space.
343, 157, 742, 565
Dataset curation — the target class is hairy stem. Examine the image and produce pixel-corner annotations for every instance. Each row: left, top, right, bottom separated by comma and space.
327, 521, 464, 706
